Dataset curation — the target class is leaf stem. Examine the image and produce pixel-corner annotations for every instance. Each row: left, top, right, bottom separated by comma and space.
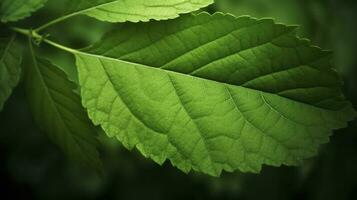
42, 38, 80, 54
35, 15, 75, 32
10, 27, 41, 40
10, 27, 79, 54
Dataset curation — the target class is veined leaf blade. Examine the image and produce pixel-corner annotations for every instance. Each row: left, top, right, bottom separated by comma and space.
0, 0, 47, 22
0, 34, 22, 111
75, 13, 356, 176
26, 50, 102, 169
63, 0, 213, 23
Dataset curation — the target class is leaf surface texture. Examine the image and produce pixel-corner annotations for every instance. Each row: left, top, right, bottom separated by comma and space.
0, 0, 47, 22
76, 13, 356, 176
62, 0, 213, 22
27, 50, 101, 169
0, 34, 22, 111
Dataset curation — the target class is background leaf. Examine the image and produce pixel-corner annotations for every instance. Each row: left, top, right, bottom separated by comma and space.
53, 0, 213, 23
76, 13, 356, 176
0, 0, 47, 22
0, 34, 22, 111
26, 43, 101, 170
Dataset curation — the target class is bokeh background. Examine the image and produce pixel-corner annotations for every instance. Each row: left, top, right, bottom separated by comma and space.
1, 0, 357, 199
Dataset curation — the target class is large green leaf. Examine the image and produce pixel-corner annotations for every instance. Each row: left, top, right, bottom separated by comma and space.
0, 34, 22, 111
60, 0, 213, 23
26, 44, 101, 169
75, 13, 356, 176
0, 0, 47, 22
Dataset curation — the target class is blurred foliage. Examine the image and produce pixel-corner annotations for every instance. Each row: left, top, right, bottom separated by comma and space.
1, 0, 356, 199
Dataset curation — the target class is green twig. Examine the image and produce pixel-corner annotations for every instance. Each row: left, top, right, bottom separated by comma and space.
34, 15, 74, 32
10, 27, 79, 54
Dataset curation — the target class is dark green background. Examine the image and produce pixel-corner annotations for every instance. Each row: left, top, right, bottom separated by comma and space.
1, 0, 357, 199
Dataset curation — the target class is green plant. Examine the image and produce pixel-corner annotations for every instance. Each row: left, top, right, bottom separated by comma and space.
0, 0, 355, 177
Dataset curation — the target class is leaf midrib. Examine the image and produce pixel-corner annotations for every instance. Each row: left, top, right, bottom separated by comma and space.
30, 54, 70, 136
29, 50, 90, 157
65, 0, 207, 20
75, 49, 331, 111
0, 34, 15, 63
76, 23, 294, 89
61, 0, 119, 20
78, 47, 305, 172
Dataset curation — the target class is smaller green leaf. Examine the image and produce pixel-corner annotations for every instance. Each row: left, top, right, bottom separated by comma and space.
26, 44, 101, 169
82, 0, 214, 22
54, 0, 213, 24
0, 34, 22, 111
0, 0, 47, 22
